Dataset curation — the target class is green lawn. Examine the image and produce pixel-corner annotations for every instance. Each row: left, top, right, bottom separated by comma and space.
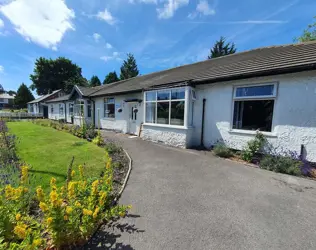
8, 122, 106, 191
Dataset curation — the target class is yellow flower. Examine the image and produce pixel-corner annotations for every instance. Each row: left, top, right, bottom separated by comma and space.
119, 212, 125, 217
106, 161, 111, 170
127, 205, 132, 209
20, 166, 29, 184
106, 178, 111, 185
14, 224, 27, 239
99, 191, 107, 206
68, 181, 76, 199
33, 239, 42, 247
23, 187, 28, 193
83, 209, 93, 216
39, 202, 48, 212
93, 206, 100, 219
50, 177, 56, 186
5, 185, 14, 199
64, 215, 69, 221
49, 190, 58, 203
78, 165, 84, 178
66, 206, 73, 214
71, 170, 75, 178
75, 201, 82, 207
91, 180, 99, 195
15, 213, 21, 221
46, 217, 53, 225
36, 187, 45, 201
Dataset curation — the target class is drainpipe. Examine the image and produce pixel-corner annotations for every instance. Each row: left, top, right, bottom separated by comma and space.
200, 98, 206, 148
64, 101, 67, 121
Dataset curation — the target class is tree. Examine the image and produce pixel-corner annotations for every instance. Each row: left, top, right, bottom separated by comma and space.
103, 71, 119, 85
208, 36, 236, 59
295, 16, 316, 42
120, 53, 139, 80
30, 57, 86, 95
89, 75, 101, 87
14, 83, 34, 108
7, 90, 17, 96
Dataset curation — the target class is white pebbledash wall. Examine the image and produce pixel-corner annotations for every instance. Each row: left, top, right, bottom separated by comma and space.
191, 71, 316, 162
94, 93, 143, 134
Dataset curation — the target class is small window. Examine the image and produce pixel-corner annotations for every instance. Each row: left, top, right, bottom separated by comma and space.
51, 105, 54, 113
87, 101, 92, 118
232, 83, 276, 132
69, 103, 74, 115
59, 104, 64, 116
104, 98, 115, 118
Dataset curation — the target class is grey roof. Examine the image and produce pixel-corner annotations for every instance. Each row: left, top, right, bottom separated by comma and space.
76, 85, 104, 96
90, 41, 316, 97
28, 89, 62, 104
46, 94, 71, 103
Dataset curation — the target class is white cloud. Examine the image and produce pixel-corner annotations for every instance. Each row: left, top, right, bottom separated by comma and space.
188, 0, 215, 19
0, 65, 4, 73
100, 51, 121, 62
0, 18, 4, 28
129, 0, 157, 3
93, 33, 101, 42
105, 42, 113, 49
0, 0, 75, 50
157, 0, 189, 19
196, 0, 215, 15
96, 9, 116, 25
52, 46, 58, 51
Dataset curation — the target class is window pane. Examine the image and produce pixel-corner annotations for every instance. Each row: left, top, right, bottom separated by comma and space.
171, 89, 185, 100
236, 85, 274, 97
157, 90, 170, 101
105, 103, 115, 118
146, 103, 156, 123
157, 102, 169, 124
233, 100, 274, 132
87, 104, 92, 117
170, 101, 184, 126
146, 92, 156, 101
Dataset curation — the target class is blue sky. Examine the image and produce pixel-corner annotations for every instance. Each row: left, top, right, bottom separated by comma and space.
0, 0, 315, 95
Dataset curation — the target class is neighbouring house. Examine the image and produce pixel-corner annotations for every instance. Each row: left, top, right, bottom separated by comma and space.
0, 93, 15, 109
46, 85, 104, 125
47, 42, 316, 162
27, 89, 65, 118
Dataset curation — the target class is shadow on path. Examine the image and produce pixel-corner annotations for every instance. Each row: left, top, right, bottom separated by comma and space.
84, 215, 144, 250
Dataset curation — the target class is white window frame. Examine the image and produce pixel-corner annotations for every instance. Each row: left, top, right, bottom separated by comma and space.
231, 82, 278, 132
144, 87, 186, 127
74, 99, 85, 117
104, 98, 115, 119
69, 103, 74, 116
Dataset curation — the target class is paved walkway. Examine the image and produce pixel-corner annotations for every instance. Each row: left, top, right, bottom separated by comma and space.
87, 131, 316, 250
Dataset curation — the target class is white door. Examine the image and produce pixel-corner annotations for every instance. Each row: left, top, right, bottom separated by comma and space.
128, 103, 138, 135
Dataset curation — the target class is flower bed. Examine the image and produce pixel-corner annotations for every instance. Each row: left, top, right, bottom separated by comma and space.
0, 119, 131, 249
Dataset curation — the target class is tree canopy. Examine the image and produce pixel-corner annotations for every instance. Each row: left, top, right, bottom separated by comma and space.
295, 16, 316, 42
14, 83, 34, 108
208, 36, 236, 59
89, 75, 101, 87
120, 53, 139, 80
103, 71, 120, 85
7, 90, 17, 96
30, 57, 87, 95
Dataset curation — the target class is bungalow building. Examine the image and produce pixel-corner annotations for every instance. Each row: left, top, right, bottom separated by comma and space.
47, 42, 316, 162
0, 93, 15, 109
27, 89, 65, 117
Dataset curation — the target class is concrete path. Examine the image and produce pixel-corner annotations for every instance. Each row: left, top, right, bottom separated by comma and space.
87, 131, 316, 250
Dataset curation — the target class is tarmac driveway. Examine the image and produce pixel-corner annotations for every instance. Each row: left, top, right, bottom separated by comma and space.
87, 132, 316, 250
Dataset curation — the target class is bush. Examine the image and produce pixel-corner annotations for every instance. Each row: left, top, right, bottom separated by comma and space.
104, 142, 122, 155
92, 132, 103, 146
260, 154, 302, 176
0, 153, 131, 249
213, 144, 233, 158
241, 132, 267, 162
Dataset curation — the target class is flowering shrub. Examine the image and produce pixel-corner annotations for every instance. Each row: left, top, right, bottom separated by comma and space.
0, 152, 131, 249
92, 132, 103, 146
241, 132, 267, 162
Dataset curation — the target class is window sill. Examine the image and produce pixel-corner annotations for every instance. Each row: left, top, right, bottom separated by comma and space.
143, 123, 190, 130
102, 117, 116, 121
229, 129, 277, 138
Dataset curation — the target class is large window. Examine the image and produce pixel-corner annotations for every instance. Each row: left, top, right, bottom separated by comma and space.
104, 98, 115, 118
145, 88, 185, 126
74, 100, 84, 116
59, 104, 64, 116
232, 83, 277, 132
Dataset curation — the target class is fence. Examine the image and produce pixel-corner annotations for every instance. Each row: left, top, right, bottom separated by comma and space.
0, 112, 44, 119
